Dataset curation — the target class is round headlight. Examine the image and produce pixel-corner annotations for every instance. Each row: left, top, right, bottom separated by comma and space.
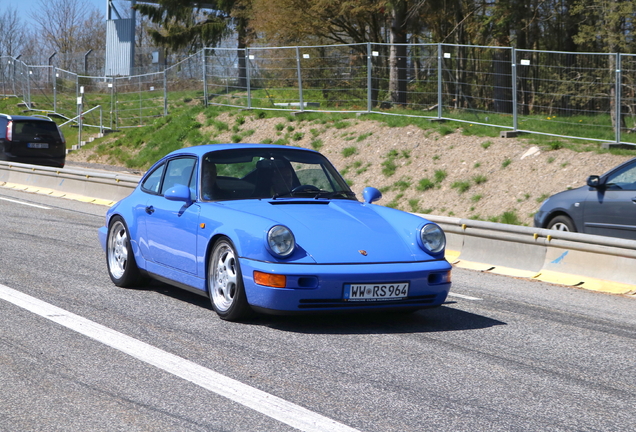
420, 223, 445, 254
267, 225, 295, 257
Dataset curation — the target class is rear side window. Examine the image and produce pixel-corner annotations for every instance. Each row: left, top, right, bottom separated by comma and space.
0, 118, 7, 137
12, 121, 60, 141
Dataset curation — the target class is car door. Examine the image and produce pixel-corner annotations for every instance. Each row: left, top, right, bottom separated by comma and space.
583, 160, 636, 239
144, 157, 200, 274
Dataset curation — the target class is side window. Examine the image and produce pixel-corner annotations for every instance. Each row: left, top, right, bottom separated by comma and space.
607, 162, 636, 191
160, 157, 196, 195
0, 118, 7, 137
141, 163, 166, 194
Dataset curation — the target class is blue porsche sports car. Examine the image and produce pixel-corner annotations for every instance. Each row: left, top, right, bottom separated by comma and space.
98, 144, 452, 320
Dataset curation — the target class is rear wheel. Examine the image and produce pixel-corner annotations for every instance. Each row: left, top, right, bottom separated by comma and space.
547, 215, 576, 232
208, 238, 251, 321
107, 216, 143, 287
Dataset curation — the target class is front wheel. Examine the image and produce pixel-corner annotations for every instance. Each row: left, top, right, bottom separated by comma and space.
547, 215, 576, 232
107, 216, 143, 287
208, 238, 251, 321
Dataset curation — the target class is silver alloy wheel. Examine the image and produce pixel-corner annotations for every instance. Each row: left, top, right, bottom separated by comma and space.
210, 241, 239, 312
550, 222, 570, 231
108, 220, 128, 279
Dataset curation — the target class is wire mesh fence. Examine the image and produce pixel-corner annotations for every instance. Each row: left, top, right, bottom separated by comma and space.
114, 72, 166, 128
3, 44, 636, 146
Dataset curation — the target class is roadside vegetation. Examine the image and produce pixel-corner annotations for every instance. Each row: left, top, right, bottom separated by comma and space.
2, 95, 636, 226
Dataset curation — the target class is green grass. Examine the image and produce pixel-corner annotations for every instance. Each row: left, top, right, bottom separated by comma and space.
473, 174, 488, 185
356, 132, 373, 142
451, 180, 471, 193
434, 170, 447, 183
417, 178, 435, 191
342, 146, 357, 157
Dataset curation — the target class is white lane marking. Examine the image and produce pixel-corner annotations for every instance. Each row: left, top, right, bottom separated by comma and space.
447, 292, 482, 301
0, 196, 51, 209
0, 283, 359, 432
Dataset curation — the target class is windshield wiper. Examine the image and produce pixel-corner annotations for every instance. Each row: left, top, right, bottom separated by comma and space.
313, 190, 356, 199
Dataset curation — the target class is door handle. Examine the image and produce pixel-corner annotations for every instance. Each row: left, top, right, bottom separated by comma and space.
145, 205, 155, 214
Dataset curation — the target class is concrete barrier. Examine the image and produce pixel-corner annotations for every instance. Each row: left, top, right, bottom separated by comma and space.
0, 161, 140, 204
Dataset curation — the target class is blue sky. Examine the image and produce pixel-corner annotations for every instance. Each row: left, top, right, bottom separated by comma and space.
2, 0, 111, 25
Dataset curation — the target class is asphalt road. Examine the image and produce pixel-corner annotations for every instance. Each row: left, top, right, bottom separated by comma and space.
1, 188, 635, 432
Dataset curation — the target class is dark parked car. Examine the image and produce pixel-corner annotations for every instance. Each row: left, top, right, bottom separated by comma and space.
534, 157, 636, 239
0, 113, 66, 167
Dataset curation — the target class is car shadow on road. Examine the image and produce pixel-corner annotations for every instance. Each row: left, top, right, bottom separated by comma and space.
142, 281, 505, 334
255, 304, 506, 334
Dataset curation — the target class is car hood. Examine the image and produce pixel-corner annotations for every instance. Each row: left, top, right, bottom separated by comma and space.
218, 199, 433, 264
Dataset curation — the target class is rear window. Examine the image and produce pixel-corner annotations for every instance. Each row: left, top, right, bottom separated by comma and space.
12, 121, 61, 141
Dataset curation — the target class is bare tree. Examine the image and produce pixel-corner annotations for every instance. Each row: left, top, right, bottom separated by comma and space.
0, 8, 27, 57
30, 0, 105, 68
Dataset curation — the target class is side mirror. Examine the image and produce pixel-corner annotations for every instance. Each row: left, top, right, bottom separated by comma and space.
363, 187, 382, 204
586, 175, 602, 188
164, 183, 193, 206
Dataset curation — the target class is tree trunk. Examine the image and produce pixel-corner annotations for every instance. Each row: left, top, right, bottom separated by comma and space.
389, 1, 408, 106
236, 16, 248, 89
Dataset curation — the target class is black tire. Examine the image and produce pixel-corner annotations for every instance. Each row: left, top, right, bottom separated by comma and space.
208, 237, 251, 321
547, 215, 576, 232
106, 216, 144, 287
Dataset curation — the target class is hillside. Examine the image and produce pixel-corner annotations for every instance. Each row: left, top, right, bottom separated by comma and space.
67, 111, 635, 226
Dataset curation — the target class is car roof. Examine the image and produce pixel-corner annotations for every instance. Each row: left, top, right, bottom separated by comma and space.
0, 113, 55, 122
164, 143, 319, 158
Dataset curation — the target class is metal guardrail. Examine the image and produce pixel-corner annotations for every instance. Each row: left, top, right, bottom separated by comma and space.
1, 161, 634, 295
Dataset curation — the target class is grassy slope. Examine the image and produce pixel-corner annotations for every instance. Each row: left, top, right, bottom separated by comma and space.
3, 96, 636, 225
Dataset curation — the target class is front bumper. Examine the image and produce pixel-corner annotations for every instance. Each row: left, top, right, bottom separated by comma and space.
239, 258, 452, 313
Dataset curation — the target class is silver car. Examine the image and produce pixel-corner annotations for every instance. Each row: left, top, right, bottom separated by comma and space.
534, 157, 636, 239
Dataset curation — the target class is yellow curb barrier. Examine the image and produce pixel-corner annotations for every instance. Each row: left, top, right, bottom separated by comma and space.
444, 249, 460, 263
1, 182, 114, 207
453, 259, 540, 278
453, 260, 495, 272
533, 270, 635, 295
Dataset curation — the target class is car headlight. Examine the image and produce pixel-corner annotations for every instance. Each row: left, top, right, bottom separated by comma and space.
419, 223, 445, 254
267, 225, 295, 257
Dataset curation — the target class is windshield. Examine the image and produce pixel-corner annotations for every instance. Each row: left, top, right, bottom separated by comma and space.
200, 148, 356, 201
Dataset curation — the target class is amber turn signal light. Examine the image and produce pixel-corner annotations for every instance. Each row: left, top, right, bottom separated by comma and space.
253, 271, 286, 288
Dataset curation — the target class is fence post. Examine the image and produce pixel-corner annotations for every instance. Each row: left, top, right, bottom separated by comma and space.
437, 44, 443, 119
113, 78, 118, 130
512, 48, 518, 131
53, 68, 57, 113
246, 48, 252, 110
615, 53, 622, 144
202, 48, 208, 107
367, 42, 372, 113
26, 67, 31, 109
164, 68, 168, 116
296, 46, 304, 112
78, 86, 84, 148
138, 76, 142, 126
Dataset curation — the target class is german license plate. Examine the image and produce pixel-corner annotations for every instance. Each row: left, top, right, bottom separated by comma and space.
27, 143, 49, 149
344, 283, 409, 302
